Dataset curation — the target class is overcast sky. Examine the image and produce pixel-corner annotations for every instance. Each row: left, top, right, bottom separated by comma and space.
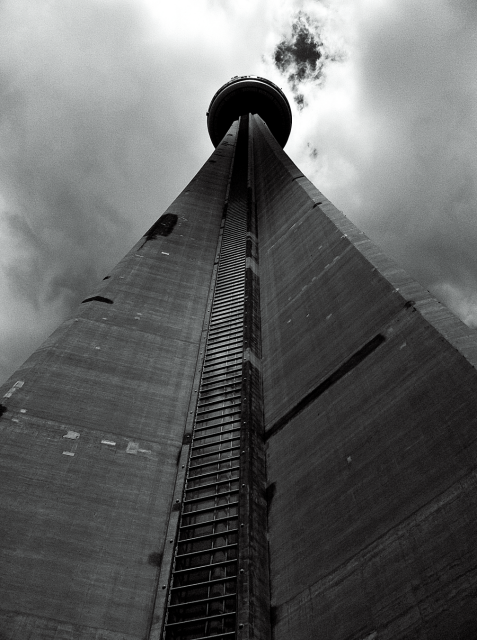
0, 0, 476, 384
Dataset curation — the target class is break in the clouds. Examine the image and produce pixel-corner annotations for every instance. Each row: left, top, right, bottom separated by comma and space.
272, 10, 344, 110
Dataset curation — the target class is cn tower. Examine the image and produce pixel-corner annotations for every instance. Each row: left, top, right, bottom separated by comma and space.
1, 77, 477, 640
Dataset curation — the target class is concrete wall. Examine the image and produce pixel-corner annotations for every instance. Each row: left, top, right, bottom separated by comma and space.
0, 130, 236, 639
254, 115, 477, 640
3, 107, 477, 640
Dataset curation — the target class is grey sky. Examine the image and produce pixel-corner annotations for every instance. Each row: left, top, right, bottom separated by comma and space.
0, 0, 476, 384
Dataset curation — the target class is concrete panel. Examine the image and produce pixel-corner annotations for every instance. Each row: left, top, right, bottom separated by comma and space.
254, 119, 403, 429
266, 311, 477, 637
7, 321, 200, 442
0, 130, 236, 637
254, 115, 477, 639
0, 414, 174, 635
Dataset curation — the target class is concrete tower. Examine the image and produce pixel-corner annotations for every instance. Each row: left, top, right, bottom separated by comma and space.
1, 76, 477, 640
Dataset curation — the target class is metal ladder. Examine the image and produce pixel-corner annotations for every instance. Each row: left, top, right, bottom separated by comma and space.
163, 119, 249, 640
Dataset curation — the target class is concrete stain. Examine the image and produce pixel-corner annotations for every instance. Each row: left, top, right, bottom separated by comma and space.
81, 296, 114, 304
144, 214, 178, 241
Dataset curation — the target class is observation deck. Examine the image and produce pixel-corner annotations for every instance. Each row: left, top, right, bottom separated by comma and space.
207, 76, 292, 148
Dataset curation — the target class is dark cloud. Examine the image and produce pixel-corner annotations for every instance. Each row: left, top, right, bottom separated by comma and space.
0, 0, 213, 383
0, 0, 284, 385
272, 10, 343, 109
294, 93, 306, 110
3, 0, 477, 386
307, 142, 318, 159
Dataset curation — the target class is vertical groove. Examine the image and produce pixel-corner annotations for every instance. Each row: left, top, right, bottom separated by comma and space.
236, 113, 270, 640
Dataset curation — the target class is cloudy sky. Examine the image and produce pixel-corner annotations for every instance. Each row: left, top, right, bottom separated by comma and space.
0, 0, 476, 384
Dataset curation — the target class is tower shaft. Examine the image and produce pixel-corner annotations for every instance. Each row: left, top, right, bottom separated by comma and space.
1, 80, 477, 640
0, 118, 236, 639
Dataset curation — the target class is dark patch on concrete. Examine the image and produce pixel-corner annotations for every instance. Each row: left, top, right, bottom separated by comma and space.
429, 615, 477, 640
270, 604, 279, 628
182, 433, 192, 444
312, 202, 323, 208
172, 502, 181, 512
266, 333, 386, 440
404, 300, 416, 309
265, 482, 276, 511
144, 213, 178, 241
103, 275, 111, 280
0, 404, 7, 417
148, 551, 163, 567
81, 296, 114, 304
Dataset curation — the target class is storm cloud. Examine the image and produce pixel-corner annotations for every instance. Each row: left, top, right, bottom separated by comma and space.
1, 0, 477, 384
272, 10, 343, 109
0, 0, 245, 382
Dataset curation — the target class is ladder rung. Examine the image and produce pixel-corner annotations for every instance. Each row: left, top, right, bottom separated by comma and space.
208, 317, 243, 329
201, 373, 242, 393
203, 355, 242, 369
176, 542, 238, 560
194, 412, 241, 426
194, 416, 241, 431
178, 528, 239, 545
192, 428, 240, 444
171, 558, 237, 575
184, 466, 240, 484
216, 263, 244, 275
198, 387, 241, 401
171, 575, 236, 591
181, 501, 239, 518
185, 479, 239, 498
190, 446, 241, 462
210, 308, 244, 323
180, 518, 237, 534
214, 280, 245, 292
196, 405, 241, 419
168, 592, 236, 609
199, 387, 241, 401
212, 294, 244, 307
191, 438, 240, 455
188, 456, 240, 473
207, 327, 243, 346
165, 610, 236, 628
204, 345, 242, 360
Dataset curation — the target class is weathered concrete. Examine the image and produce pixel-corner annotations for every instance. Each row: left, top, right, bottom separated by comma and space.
254, 115, 477, 640
3, 98, 477, 640
0, 134, 236, 638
